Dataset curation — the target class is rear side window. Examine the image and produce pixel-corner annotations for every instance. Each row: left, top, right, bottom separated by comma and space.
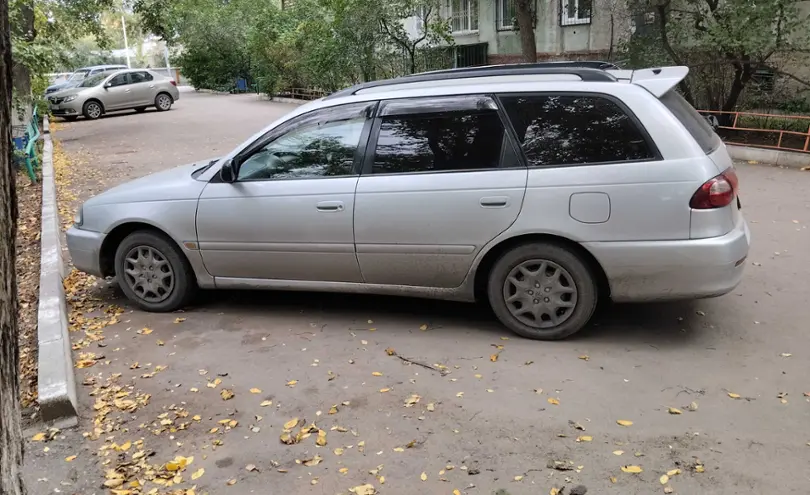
130, 71, 153, 83
372, 108, 506, 174
659, 90, 722, 153
499, 94, 656, 166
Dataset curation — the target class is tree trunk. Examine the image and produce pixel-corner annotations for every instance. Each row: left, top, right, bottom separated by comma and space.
0, 0, 25, 492
722, 63, 754, 112
515, 0, 536, 63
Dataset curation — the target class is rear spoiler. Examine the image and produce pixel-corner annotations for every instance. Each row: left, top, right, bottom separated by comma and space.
606, 66, 689, 97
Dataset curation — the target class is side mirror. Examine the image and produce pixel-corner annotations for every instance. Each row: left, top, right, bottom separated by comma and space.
219, 159, 238, 183
103, 83, 111, 89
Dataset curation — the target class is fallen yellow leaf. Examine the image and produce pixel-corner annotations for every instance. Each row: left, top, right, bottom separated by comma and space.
226, 479, 237, 485
419, 324, 428, 331
667, 468, 682, 476
302, 455, 322, 467
609, 476, 617, 483
490, 353, 499, 362
260, 400, 273, 407
120, 441, 131, 451
728, 392, 741, 399
32, 433, 46, 442
621, 465, 643, 474
576, 435, 593, 442
65, 455, 77, 462
316, 429, 327, 446
695, 465, 705, 473
420, 472, 427, 481
453, 490, 461, 495
286, 380, 297, 387
334, 447, 344, 456
372, 371, 383, 376
613, 450, 624, 455
548, 397, 560, 405
660, 474, 669, 485
668, 407, 683, 415
456, 392, 464, 398
578, 355, 589, 361
329, 405, 339, 414
385, 347, 396, 356
514, 475, 524, 481
550, 488, 560, 495
220, 389, 234, 400
379, 388, 391, 393
174, 318, 186, 324
339, 467, 349, 474
283, 418, 299, 430
350, 484, 376, 495
191, 468, 204, 480
617, 420, 633, 426
250, 388, 261, 394
140, 327, 153, 335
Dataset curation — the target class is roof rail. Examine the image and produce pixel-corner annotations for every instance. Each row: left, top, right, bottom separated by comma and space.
325, 63, 617, 100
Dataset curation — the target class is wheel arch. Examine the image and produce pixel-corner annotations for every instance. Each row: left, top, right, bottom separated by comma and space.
100, 221, 187, 278
472, 233, 611, 304
156, 91, 174, 103
83, 98, 105, 113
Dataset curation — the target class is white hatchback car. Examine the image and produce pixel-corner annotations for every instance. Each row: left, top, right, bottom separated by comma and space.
66, 64, 750, 340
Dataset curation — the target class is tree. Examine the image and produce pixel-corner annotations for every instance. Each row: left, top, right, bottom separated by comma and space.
1, 0, 25, 494
379, 0, 451, 75
515, 0, 536, 63
626, 0, 810, 111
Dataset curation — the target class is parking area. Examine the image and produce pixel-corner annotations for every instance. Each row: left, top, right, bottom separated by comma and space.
26, 91, 810, 495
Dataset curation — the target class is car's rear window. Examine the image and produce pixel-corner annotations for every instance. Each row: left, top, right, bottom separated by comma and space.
660, 90, 722, 154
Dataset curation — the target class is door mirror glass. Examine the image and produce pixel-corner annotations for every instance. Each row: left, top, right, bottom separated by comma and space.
219, 159, 237, 183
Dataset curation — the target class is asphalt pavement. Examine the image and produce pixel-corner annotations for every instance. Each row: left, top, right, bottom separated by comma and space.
24, 91, 810, 495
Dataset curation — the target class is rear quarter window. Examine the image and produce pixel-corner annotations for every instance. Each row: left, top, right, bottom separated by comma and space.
659, 90, 722, 154
499, 94, 658, 166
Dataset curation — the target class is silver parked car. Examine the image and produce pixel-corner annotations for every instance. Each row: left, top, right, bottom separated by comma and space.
48, 69, 180, 121
66, 64, 750, 340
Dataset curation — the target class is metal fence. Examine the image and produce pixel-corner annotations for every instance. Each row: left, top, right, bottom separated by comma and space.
698, 110, 810, 154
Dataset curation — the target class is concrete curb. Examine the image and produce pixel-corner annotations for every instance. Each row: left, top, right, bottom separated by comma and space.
265, 96, 309, 106
727, 144, 810, 169
37, 117, 78, 427
194, 88, 232, 95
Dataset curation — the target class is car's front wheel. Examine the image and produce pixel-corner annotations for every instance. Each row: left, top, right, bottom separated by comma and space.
114, 231, 196, 312
487, 242, 598, 340
82, 101, 103, 120
155, 93, 173, 112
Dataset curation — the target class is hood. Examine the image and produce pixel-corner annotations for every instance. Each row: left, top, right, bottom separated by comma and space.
49, 86, 87, 99
84, 160, 216, 207
46, 82, 67, 93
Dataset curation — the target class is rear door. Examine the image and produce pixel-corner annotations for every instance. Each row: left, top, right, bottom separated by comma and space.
128, 71, 157, 106
353, 95, 528, 288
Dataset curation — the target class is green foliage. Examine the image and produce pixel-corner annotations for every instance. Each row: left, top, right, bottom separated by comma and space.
623, 0, 810, 111
134, 0, 453, 94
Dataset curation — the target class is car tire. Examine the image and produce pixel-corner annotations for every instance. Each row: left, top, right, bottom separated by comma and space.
155, 93, 173, 112
82, 100, 103, 120
63, 116, 78, 122
135, 107, 147, 113
114, 230, 197, 312
487, 242, 598, 340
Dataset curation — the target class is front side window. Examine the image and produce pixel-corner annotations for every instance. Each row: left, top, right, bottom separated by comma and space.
130, 71, 154, 83
561, 0, 592, 25
237, 116, 366, 181
372, 107, 506, 174
500, 94, 656, 166
446, 0, 478, 32
79, 73, 108, 87
108, 73, 129, 87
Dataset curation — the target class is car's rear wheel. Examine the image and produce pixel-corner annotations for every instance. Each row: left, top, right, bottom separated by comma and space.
135, 107, 147, 113
114, 231, 196, 312
155, 93, 173, 112
487, 242, 597, 340
82, 101, 103, 120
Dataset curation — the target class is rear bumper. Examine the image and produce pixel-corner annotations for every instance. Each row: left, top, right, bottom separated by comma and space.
584, 215, 750, 302
66, 227, 106, 278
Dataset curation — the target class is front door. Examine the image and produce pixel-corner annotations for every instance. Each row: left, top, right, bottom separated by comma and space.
196, 101, 376, 282
353, 95, 528, 288
103, 72, 132, 110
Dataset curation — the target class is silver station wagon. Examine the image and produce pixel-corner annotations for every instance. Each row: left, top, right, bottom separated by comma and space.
66, 63, 750, 340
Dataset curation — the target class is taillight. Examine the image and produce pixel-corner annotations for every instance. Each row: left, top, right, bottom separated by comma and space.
690, 167, 739, 209
170, 80, 177, 86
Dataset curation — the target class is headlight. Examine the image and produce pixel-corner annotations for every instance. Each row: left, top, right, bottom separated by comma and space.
74, 206, 83, 227
63, 95, 77, 103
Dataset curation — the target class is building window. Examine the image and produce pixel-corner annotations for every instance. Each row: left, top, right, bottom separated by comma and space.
560, 0, 592, 26
496, 0, 517, 30
446, 0, 478, 33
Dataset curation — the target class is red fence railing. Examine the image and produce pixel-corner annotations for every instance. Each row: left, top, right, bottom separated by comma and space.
697, 110, 810, 154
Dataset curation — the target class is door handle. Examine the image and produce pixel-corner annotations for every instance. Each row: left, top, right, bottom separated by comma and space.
149, 85, 155, 88
316, 201, 344, 212
125, 89, 131, 93
480, 196, 509, 208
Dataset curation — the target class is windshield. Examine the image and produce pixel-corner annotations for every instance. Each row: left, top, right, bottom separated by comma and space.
67, 70, 89, 82
79, 73, 108, 88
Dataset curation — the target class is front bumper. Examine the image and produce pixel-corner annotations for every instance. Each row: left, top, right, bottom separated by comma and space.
48, 101, 83, 116
585, 215, 751, 302
66, 227, 106, 278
